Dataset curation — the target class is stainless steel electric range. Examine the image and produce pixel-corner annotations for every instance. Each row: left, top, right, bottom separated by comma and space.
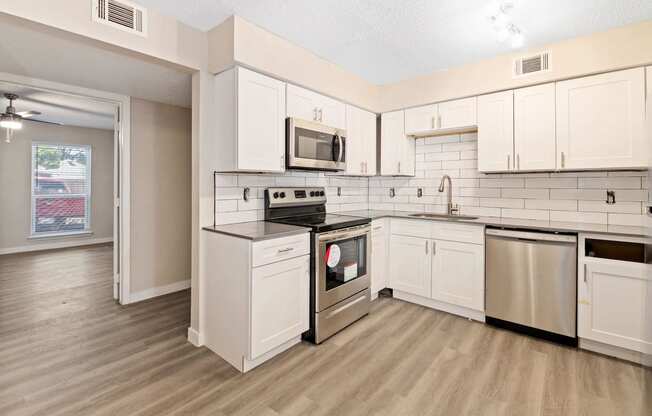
264, 187, 371, 343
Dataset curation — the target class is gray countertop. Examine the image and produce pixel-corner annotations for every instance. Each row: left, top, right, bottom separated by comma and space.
203, 221, 310, 241
341, 210, 650, 238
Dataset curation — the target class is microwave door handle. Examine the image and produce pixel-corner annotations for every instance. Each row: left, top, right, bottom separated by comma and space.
336, 134, 343, 163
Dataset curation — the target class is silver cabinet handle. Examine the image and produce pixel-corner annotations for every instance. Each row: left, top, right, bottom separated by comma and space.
425, 240, 429, 255
507, 154, 511, 170
561, 152, 566, 168
318, 108, 323, 122
437, 114, 442, 129
432, 241, 436, 256
431, 116, 435, 129
398, 161, 401, 173
278, 247, 294, 253
280, 155, 284, 169
313, 108, 318, 121
517, 154, 520, 170
583, 263, 587, 283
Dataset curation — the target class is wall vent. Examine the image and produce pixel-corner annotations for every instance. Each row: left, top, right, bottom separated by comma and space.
514, 52, 550, 77
92, 0, 147, 36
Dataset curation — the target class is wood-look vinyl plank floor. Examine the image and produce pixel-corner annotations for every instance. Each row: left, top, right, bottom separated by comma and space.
1, 245, 650, 415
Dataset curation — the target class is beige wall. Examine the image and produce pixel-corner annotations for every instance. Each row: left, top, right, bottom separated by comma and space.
130, 98, 191, 294
208, 16, 382, 112
0, 0, 206, 71
380, 20, 652, 111
0, 123, 114, 252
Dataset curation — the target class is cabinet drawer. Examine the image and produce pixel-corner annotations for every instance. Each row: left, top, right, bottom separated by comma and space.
252, 233, 310, 267
371, 219, 386, 234
391, 219, 432, 238
432, 222, 484, 245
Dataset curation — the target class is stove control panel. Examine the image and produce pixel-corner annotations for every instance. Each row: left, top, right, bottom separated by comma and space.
266, 187, 326, 207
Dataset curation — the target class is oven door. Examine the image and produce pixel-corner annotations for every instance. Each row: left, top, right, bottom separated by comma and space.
287, 118, 346, 171
315, 225, 370, 312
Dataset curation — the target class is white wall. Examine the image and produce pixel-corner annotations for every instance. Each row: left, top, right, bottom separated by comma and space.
380, 20, 652, 112
130, 98, 192, 295
0, 123, 114, 254
370, 133, 649, 227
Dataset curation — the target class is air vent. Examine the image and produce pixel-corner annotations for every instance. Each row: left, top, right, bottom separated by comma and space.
514, 52, 550, 77
92, 0, 147, 36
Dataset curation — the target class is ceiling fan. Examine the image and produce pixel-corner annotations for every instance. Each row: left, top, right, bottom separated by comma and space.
2, 93, 63, 143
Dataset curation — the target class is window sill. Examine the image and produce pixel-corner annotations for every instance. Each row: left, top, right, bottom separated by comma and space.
28, 231, 94, 240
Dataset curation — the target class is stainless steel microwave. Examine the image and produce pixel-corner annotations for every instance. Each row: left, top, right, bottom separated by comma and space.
286, 118, 346, 171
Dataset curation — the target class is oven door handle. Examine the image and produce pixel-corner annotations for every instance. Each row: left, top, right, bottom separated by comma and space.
318, 226, 370, 243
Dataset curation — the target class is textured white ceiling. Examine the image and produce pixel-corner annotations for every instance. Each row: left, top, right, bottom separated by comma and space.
134, 0, 652, 84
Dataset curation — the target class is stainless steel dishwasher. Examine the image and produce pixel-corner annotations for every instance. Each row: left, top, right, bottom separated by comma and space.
485, 228, 578, 345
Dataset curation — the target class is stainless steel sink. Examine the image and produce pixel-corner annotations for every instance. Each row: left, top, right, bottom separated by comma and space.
408, 213, 478, 221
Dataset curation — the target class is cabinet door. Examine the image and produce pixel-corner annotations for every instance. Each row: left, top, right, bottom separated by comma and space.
345, 105, 365, 175
389, 235, 431, 297
362, 109, 377, 175
578, 260, 651, 353
345, 105, 376, 175
380, 110, 403, 175
371, 221, 388, 297
250, 255, 309, 359
556, 68, 647, 170
286, 84, 320, 122
514, 83, 556, 171
431, 240, 484, 311
319, 95, 346, 130
477, 90, 514, 172
405, 104, 437, 134
399, 130, 416, 176
438, 97, 477, 130
237, 67, 286, 172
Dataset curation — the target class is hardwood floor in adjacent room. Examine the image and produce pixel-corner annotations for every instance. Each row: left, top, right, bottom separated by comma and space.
0, 244, 650, 416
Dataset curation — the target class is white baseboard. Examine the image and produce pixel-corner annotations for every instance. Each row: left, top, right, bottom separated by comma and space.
0, 237, 113, 255
394, 290, 486, 322
579, 338, 652, 367
187, 327, 204, 347
129, 279, 191, 304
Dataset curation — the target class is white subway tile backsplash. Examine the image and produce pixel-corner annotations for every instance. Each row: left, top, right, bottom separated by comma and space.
607, 213, 645, 226
501, 188, 550, 199
524, 199, 577, 211
214, 134, 648, 228
578, 200, 642, 214
578, 177, 642, 189
525, 177, 578, 189
549, 211, 608, 224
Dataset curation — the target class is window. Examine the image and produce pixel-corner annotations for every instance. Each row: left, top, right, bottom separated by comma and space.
31, 143, 92, 236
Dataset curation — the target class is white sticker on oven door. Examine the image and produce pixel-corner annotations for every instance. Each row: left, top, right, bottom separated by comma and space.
325, 244, 341, 268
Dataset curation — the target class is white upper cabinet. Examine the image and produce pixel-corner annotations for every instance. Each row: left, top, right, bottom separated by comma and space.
405, 104, 437, 134
214, 67, 286, 173
380, 110, 415, 176
477, 90, 514, 172
404, 97, 476, 136
556, 67, 647, 170
345, 105, 377, 176
514, 83, 556, 171
438, 97, 477, 130
286, 84, 346, 129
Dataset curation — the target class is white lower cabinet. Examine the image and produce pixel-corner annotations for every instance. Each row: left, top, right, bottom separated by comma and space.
370, 219, 388, 299
250, 256, 309, 359
202, 230, 310, 372
390, 234, 431, 298
389, 219, 485, 319
431, 240, 484, 311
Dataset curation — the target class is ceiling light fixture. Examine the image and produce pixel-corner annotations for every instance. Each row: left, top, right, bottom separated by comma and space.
0, 114, 22, 130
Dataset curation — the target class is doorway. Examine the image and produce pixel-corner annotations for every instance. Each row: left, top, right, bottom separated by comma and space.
0, 72, 131, 303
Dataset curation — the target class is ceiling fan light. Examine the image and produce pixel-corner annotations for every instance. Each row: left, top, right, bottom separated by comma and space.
0, 116, 22, 130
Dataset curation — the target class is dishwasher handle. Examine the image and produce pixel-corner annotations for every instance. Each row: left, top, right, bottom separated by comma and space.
486, 229, 577, 244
